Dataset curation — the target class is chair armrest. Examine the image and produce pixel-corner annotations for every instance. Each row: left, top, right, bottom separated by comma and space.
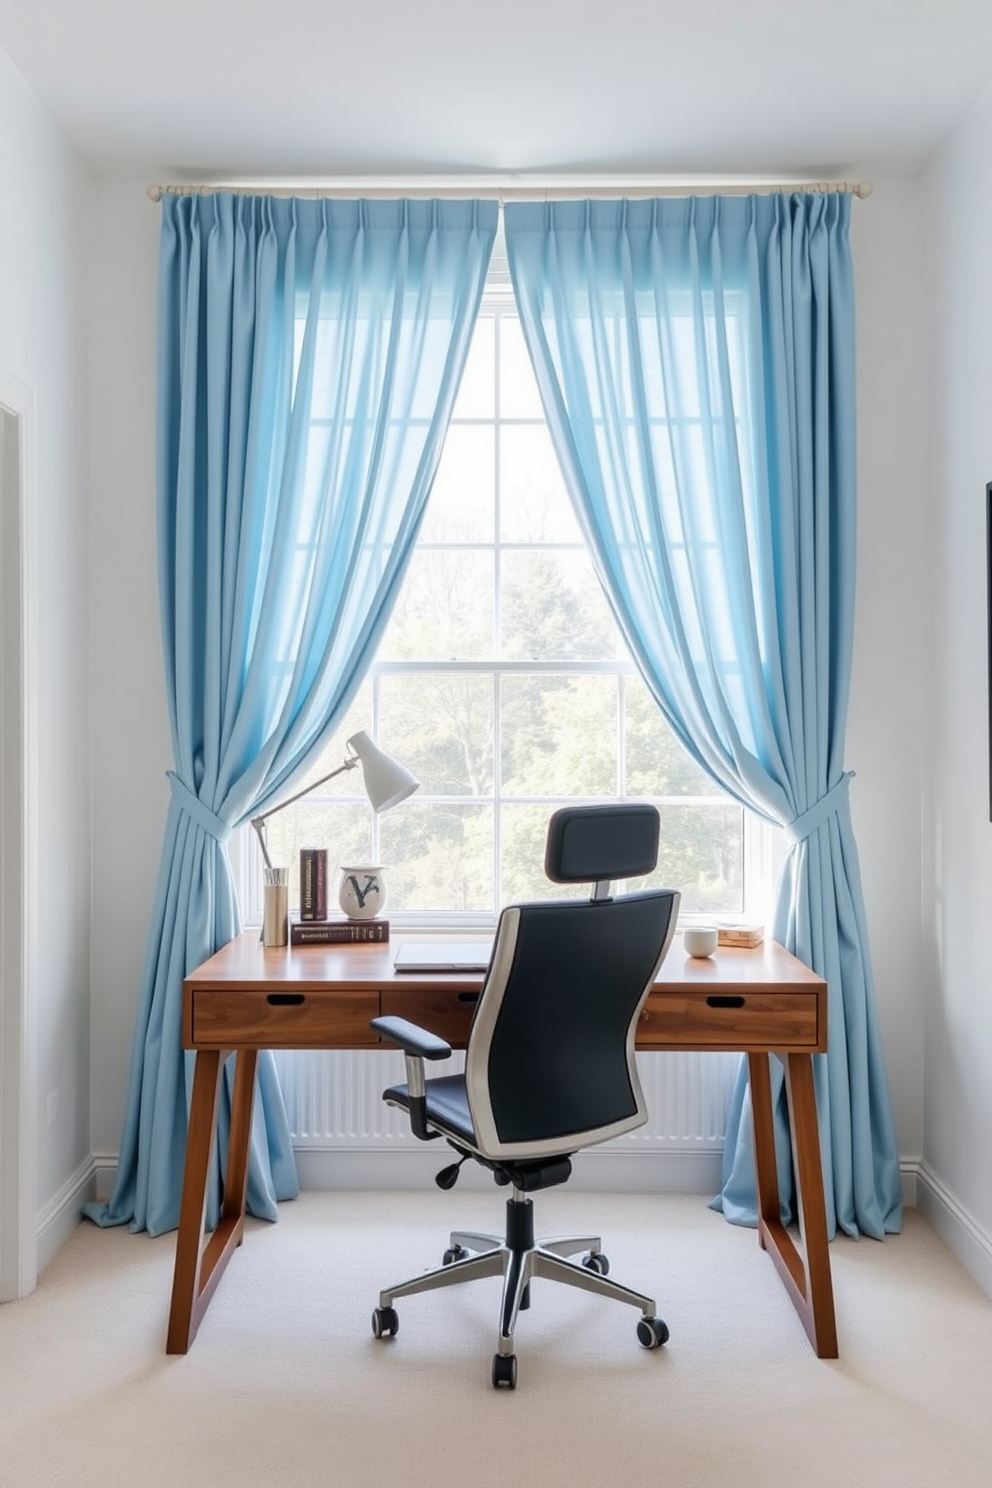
371, 1015, 452, 1061
371, 1015, 450, 1142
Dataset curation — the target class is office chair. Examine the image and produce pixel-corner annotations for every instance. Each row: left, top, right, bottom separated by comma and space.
370, 802, 681, 1389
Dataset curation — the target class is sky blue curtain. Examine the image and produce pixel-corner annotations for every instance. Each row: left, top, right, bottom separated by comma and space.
504, 194, 902, 1240
85, 194, 496, 1237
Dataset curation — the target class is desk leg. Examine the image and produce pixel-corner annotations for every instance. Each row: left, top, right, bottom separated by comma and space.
747, 1051, 838, 1359
223, 1047, 257, 1234
166, 1047, 257, 1354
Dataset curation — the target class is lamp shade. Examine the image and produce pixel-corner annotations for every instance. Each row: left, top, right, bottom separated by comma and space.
348, 731, 419, 812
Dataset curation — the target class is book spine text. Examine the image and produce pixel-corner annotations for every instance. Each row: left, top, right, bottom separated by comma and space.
290, 918, 389, 945
299, 848, 328, 921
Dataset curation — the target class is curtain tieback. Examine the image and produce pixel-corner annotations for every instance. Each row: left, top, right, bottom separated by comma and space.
167, 771, 231, 844
783, 772, 854, 848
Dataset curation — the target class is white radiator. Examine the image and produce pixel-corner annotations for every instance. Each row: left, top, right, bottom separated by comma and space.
273, 1048, 741, 1191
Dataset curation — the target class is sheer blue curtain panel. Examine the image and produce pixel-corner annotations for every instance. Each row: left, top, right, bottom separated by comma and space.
504, 193, 901, 1239
85, 194, 497, 1236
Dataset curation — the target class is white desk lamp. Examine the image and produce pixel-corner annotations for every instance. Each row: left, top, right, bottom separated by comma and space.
250, 731, 419, 873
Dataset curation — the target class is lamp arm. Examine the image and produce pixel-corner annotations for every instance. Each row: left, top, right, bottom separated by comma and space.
249, 754, 361, 871
251, 816, 275, 873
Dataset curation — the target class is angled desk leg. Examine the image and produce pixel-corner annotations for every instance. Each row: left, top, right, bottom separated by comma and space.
747, 1051, 838, 1359
166, 1046, 258, 1354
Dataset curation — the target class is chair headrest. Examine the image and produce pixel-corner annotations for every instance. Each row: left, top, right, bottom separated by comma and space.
544, 803, 660, 884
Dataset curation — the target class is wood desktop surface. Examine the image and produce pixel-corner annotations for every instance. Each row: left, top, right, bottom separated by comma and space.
183, 932, 827, 1055
170, 932, 836, 1361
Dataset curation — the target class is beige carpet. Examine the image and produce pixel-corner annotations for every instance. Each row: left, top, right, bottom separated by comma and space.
1, 1189, 990, 1487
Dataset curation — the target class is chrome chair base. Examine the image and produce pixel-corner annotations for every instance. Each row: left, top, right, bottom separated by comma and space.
377, 1192, 657, 1359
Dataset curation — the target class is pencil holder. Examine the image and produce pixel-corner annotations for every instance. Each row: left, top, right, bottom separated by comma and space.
262, 867, 289, 947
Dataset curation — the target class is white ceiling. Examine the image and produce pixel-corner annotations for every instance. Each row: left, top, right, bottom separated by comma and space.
1, 0, 991, 183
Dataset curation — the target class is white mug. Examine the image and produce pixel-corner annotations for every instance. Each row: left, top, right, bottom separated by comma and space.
683, 926, 718, 958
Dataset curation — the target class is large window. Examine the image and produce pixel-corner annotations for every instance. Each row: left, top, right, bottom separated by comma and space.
244, 285, 767, 928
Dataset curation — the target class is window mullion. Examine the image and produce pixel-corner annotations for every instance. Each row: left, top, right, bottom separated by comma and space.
493, 303, 503, 908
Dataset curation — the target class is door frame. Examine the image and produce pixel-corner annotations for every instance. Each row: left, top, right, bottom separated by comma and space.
0, 367, 38, 1301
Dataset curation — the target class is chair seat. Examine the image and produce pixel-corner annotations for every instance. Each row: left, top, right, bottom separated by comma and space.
384, 1074, 476, 1145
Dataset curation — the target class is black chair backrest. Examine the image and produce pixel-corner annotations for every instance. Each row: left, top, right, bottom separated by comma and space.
545, 800, 661, 886
464, 805, 680, 1161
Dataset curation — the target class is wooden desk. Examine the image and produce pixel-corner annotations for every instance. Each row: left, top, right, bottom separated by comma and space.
168, 932, 837, 1359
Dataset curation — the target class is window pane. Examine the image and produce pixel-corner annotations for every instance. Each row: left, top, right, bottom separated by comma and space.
649, 802, 743, 915
501, 674, 617, 797
377, 672, 493, 795
500, 550, 617, 662
500, 424, 582, 543
500, 804, 575, 903
420, 425, 494, 543
624, 675, 723, 796
380, 802, 493, 912
451, 314, 494, 419
499, 313, 544, 418
378, 549, 494, 660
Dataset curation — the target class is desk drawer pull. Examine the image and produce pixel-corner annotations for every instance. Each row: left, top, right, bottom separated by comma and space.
458, 992, 480, 1005
706, 995, 746, 1009
190, 987, 379, 1047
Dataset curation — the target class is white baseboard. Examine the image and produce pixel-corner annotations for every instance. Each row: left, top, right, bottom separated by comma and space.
83, 1146, 724, 1228
89, 1151, 119, 1204
293, 1144, 725, 1195
899, 1158, 918, 1207
84, 1149, 974, 1270
36, 1156, 98, 1277
914, 1161, 992, 1300
81, 1148, 928, 1210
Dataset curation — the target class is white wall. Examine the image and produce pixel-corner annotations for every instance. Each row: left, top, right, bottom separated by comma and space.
0, 47, 92, 1257
81, 178, 933, 1211
849, 179, 929, 1176
920, 80, 992, 1284
86, 182, 168, 1172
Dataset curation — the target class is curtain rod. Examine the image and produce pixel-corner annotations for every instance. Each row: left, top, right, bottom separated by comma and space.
146, 176, 873, 203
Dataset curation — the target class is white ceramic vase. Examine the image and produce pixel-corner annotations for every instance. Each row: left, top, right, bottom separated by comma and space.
338, 865, 387, 920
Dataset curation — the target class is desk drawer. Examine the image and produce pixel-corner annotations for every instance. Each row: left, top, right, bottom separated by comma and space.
189, 989, 381, 1049
638, 991, 820, 1050
379, 988, 478, 1047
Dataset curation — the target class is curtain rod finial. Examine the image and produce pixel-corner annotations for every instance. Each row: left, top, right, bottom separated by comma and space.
146, 184, 163, 202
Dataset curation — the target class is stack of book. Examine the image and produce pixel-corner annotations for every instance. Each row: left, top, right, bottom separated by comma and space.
716, 922, 764, 948
290, 918, 390, 945
292, 848, 389, 943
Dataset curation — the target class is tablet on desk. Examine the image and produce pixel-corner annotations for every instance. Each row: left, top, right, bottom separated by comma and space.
393, 940, 493, 973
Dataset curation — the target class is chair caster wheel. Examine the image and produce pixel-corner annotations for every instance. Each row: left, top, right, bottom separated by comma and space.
372, 1306, 399, 1339
492, 1352, 517, 1389
581, 1250, 610, 1276
636, 1316, 669, 1349
443, 1245, 468, 1265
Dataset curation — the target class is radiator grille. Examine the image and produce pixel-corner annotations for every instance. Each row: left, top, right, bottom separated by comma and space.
272, 1049, 740, 1150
